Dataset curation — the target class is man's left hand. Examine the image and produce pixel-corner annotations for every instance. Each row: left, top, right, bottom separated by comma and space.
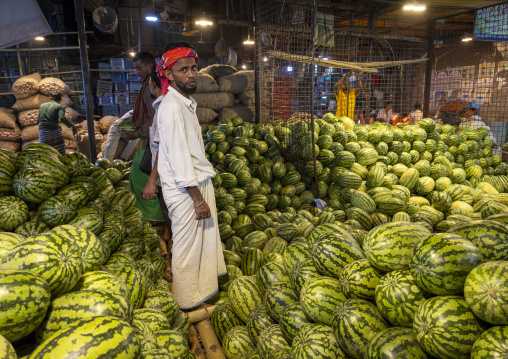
121, 130, 137, 140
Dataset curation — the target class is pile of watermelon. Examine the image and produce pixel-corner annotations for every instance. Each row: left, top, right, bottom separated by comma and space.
0, 145, 192, 359
202, 115, 508, 358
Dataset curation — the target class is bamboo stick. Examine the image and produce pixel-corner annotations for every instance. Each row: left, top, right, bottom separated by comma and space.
188, 325, 206, 359
187, 305, 216, 323
195, 319, 225, 359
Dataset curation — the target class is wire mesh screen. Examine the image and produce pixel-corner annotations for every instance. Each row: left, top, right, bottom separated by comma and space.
430, 5, 508, 148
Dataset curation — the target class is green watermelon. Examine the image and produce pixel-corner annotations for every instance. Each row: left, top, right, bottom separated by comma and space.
222, 326, 256, 359
289, 259, 320, 294
471, 326, 508, 359
332, 298, 388, 359
133, 308, 170, 333
246, 305, 275, 344
264, 281, 299, 321
464, 261, 508, 325
413, 296, 484, 359
0, 196, 29, 232
278, 302, 311, 345
14, 220, 50, 238
339, 258, 383, 301
72, 270, 130, 299
113, 267, 147, 309
0, 333, 16, 359
13, 168, 58, 203
228, 276, 264, 322
410, 233, 484, 295
143, 290, 180, 324
153, 330, 190, 358
256, 262, 289, 295
257, 324, 290, 359
365, 327, 431, 359
291, 323, 347, 359
38, 195, 77, 227
300, 276, 347, 326
0, 269, 51, 343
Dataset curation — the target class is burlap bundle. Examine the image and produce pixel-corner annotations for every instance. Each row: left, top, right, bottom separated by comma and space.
196, 73, 220, 93
99, 115, 118, 133
218, 71, 254, 94
65, 108, 79, 121
64, 139, 77, 149
192, 92, 234, 110
200, 64, 238, 79
12, 73, 42, 100
12, 94, 51, 112
0, 126, 21, 141
18, 109, 39, 127
0, 108, 17, 129
218, 105, 254, 122
0, 141, 21, 152
21, 123, 74, 141
196, 108, 218, 124
39, 77, 72, 96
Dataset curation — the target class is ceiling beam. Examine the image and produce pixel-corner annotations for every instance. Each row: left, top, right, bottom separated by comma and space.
270, 0, 375, 12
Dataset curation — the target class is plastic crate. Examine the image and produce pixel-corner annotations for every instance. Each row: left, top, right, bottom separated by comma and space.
129, 82, 143, 93
98, 62, 112, 70
124, 58, 135, 70
115, 82, 128, 93
111, 72, 126, 83
96, 80, 113, 96
98, 71, 112, 80
128, 73, 140, 82
114, 93, 129, 105
42, 57, 59, 71
102, 105, 119, 116
119, 105, 134, 114
110, 58, 125, 70
98, 94, 114, 106
0, 95, 15, 108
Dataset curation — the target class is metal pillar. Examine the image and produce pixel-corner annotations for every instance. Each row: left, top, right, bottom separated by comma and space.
310, 0, 319, 198
138, 0, 142, 52
74, 0, 97, 162
423, 19, 435, 118
254, 0, 261, 123
15, 45, 24, 77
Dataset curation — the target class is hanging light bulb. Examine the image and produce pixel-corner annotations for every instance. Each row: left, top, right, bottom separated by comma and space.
243, 34, 254, 45
34, 36, 45, 41
403, 0, 426, 11
146, 0, 158, 21
130, 52, 136, 57
196, 0, 212, 26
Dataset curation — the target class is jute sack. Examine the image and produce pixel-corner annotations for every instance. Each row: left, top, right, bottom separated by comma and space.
218, 71, 254, 94
12, 94, 51, 112
0, 141, 21, 152
12, 73, 42, 100
196, 73, 219, 93
39, 77, 73, 96
99, 115, 118, 133
196, 108, 218, 124
0, 126, 21, 141
64, 139, 77, 149
22, 140, 39, 150
65, 108, 79, 121
199, 64, 237, 79
76, 131, 104, 159
18, 109, 39, 127
192, 92, 234, 110
237, 90, 255, 106
60, 123, 75, 140
0, 108, 17, 129
21, 125, 39, 141
218, 105, 254, 122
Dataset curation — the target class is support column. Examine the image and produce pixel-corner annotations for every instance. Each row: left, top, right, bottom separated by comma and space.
74, 0, 96, 162
423, 19, 435, 118
254, 0, 261, 123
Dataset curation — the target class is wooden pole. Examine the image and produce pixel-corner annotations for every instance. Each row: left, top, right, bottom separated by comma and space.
188, 325, 206, 359
195, 319, 226, 359
187, 305, 216, 324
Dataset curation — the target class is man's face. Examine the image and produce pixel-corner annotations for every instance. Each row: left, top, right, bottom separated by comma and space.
134, 60, 152, 80
341, 82, 349, 91
164, 57, 198, 96
387, 104, 392, 110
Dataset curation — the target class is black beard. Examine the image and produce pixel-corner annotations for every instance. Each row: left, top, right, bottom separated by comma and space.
175, 80, 197, 95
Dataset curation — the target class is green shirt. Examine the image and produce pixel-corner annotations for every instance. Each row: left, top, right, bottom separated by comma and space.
37, 102, 74, 130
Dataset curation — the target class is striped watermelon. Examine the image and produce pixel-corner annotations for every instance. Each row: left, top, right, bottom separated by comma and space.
350, 191, 376, 214
143, 290, 180, 323
223, 326, 256, 359
471, 326, 508, 359
311, 232, 365, 279
0, 269, 51, 342
153, 330, 190, 358
332, 298, 388, 359
282, 242, 310, 273
113, 267, 147, 309
15, 220, 50, 238
365, 327, 430, 359
243, 231, 268, 250
0, 196, 29, 232
62, 152, 91, 177
229, 276, 264, 322
0, 333, 16, 359
246, 305, 275, 344
264, 281, 299, 321
38, 195, 77, 227
257, 324, 290, 359
13, 168, 58, 204
72, 270, 130, 299
139, 349, 171, 358
291, 323, 347, 359
289, 259, 320, 294
0, 233, 23, 262
300, 276, 347, 326
0, 232, 82, 299
362, 222, 431, 272
256, 262, 289, 295
464, 261, 508, 325
240, 248, 263, 276
133, 308, 170, 333
37, 288, 133, 341
279, 302, 311, 344
447, 220, 508, 261
339, 258, 382, 301
413, 296, 484, 359
23, 152, 70, 188
211, 302, 244, 344
28, 316, 140, 359
219, 265, 243, 290
410, 233, 484, 295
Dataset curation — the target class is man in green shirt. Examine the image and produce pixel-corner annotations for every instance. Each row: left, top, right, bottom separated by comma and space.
38, 92, 79, 155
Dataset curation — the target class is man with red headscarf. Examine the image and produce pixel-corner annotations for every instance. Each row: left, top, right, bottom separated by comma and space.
156, 42, 226, 310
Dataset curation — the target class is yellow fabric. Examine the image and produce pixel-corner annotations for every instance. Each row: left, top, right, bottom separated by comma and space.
336, 90, 359, 118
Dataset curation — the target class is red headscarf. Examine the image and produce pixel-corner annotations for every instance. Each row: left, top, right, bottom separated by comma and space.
156, 47, 199, 95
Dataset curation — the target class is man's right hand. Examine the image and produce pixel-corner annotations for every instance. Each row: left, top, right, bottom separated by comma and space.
142, 181, 157, 200
195, 200, 211, 221
121, 130, 137, 140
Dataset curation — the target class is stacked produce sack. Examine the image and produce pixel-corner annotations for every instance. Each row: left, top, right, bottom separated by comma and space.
196, 115, 508, 358
0, 108, 21, 152
194, 65, 255, 124
10, 74, 79, 152
0, 146, 192, 358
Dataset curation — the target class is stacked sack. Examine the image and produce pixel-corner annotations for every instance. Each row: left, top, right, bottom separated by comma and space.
0, 108, 21, 152
193, 65, 255, 124
11, 74, 78, 152
75, 121, 104, 159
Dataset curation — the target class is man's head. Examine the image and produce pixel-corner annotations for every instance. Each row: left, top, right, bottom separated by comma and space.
133, 52, 155, 81
149, 67, 162, 99
415, 103, 421, 110
384, 101, 392, 110
157, 42, 198, 98
50, 92, 62, 102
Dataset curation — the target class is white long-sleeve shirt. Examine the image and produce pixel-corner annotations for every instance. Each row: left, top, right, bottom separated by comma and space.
157, 86, 215, 193
149, 95, 164, 166
377, 108, 393, 123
